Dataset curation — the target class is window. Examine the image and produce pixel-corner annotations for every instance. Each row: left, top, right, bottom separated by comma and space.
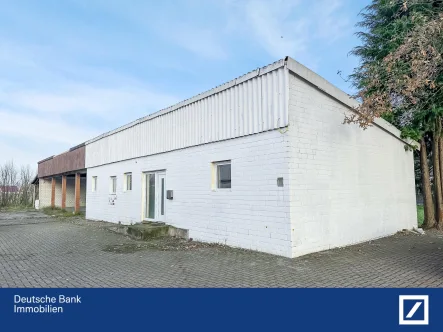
146, 173, 156, 219
110, 176, 117, 194
124, 173, 132, 191
92, 176, 97, 192
215, 161, 231, 189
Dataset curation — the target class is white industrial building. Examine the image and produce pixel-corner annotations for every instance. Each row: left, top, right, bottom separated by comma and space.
68, 56, 417, 258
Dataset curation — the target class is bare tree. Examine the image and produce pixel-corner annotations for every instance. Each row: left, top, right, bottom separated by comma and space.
19, 165, 34, 207
0, 161, 35, 208
0, 161, 18, 207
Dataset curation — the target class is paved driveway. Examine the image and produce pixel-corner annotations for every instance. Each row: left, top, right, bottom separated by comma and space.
0, 211, 442, 288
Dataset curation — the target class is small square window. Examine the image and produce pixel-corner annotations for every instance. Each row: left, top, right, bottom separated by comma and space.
92, 176, 97, 192
124, 173, 132, 191
216, 161, 231, 189
110, 176, 117, 194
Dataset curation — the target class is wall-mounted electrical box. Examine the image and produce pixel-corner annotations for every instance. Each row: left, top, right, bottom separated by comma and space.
166, 190, 173, 200
277, 177, 284, 187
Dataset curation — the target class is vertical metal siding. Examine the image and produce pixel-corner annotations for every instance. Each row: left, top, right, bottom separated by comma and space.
86, 67, 289, 168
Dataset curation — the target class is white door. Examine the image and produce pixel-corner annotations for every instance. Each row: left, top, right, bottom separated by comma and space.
144, 172, 166, 222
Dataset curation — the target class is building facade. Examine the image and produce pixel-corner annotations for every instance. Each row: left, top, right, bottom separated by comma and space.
37, 144, 87, 212
78, 57, 417, 258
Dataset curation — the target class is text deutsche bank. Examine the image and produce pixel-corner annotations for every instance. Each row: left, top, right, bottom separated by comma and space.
13, 295, 81, 314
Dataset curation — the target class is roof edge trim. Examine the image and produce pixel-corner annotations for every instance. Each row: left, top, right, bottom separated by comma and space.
37, 156, 54, 164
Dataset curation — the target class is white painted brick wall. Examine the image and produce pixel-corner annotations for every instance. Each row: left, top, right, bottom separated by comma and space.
66, 178, 75, 207
38, 177, 87, 209
55, 178, 62, 207
287, 73, 417, 257
65, 178, 86, 208
39, 178, 52, 208
84, 69, 417, 258
86, 130, 292, 257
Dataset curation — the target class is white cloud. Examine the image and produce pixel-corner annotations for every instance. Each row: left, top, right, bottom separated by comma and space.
0, 38, 181, 167
0, 109, 97, 146
171, 27, 228, 60
0, 141, 38, 174
0, 78, 180, 166
243, 0, 308, 58
0, 0, 355, 168
313, 0, 350, 43
218, 0, 351, 68
71, 0, 229, 61
1, 84, 179, 116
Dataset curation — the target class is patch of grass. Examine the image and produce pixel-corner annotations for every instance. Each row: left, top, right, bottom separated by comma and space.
0, 205, 34, 212
42, 206, 84, 218
417, 205, 424, 227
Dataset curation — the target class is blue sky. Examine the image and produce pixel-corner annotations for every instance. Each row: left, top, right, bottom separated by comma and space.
0, 0, 370, 169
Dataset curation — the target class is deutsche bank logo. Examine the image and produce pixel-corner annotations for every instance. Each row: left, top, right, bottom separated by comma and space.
399, 295, 429, 325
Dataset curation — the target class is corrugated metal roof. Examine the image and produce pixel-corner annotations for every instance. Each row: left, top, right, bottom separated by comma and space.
39, 56, 418, 169
85, 59, 290, 167
85, 57, 287, 145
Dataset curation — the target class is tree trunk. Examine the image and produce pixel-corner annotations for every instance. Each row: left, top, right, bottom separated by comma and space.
433, 133, 443, 225
439, 130, 443, 231
421, 137, 436, 228
440, 137, 443, 195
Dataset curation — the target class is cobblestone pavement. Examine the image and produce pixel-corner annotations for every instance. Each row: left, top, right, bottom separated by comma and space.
0, 211, 48, 226
0, 211, 442, 288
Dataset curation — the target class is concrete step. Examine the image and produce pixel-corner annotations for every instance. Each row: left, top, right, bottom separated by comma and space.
107, 222, 188, 241
141, 221, 166, 226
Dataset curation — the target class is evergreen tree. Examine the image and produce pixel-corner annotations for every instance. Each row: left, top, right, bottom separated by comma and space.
348, 0, 443, 229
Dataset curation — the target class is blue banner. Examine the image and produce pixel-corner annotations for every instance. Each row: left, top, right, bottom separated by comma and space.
0, 288, 441, 331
